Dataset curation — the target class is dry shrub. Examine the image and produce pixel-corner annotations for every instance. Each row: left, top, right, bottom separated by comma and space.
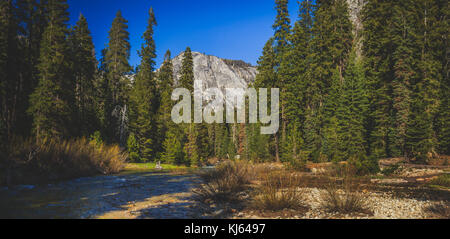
247, 163, 277, 182
194, 161, 251, 203
2, 137, 127, 185
425, 202, 450, 218
321, 166, 370, 215
253, 171, 305, 212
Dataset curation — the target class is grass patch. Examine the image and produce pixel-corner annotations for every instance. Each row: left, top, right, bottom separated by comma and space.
1, 137, 127, 185
252, 171, 305, 212
194, 161, 251, 204
125, 162, 189, 171
429, 174, 450, 189
321, 166, 371, 215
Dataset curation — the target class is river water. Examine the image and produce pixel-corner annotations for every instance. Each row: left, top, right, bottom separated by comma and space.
0, 172, 201, 219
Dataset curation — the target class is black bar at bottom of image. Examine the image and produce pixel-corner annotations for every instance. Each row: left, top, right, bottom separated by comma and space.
4, 219, 445, 238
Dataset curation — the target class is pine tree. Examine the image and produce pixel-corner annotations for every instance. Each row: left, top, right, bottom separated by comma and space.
273, 0, 291, 58
437, 92, 450, 155
129, 8, 158, 162
127, 132, 140, 162
406, 97, 435, 163
178, 47, 211, 166
389, 0, 420, 157
104, 10, 132, 144
281, 0, 313, 126
254, 38, 276, 89
179, 47, 194, 91
273, 0, 291, 115
161, 126, 186, 165
338, 53, 369, 161
322, 68, 342, 162
254, 38, 280, 162
405, 0, 442, 161
281, 123, 305, 166
179, 47, 198, 165
309, 0, 352, 92
362, 0, 396, 158
184, 126, 199, 166
95, 48, 114, 139
196, 122, 211, 164
273, 0, 292, 161
0, 0, 17, 142
28, 0, 73, 140
158, 50, 190, 165
279, 0, 314, 163
105, 10, 131, 105
305, 0, 353, 161
435, 0, 449, 155
69, 14, 98, 136
156, 50, 175, 155
406, 0, 444, 159
13, 0, 49, 138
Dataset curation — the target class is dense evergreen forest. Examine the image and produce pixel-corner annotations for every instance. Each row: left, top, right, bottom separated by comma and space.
0, 0, 448, 174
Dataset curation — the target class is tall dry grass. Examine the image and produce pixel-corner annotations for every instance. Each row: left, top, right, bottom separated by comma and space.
194, 161, 251, 203
425, 202, 450, 218
320, 165, 370, 214
1, 137, 127, 185
253, 171, 305, 211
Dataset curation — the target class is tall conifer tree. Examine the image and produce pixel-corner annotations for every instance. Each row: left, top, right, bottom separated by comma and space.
389, 0, 418, 157
28, 0, 72, 140
13, 0, 49, 137
179, 47, 198, 165
306, 0, 353, 161
254, 38, 276, 161
129, 8, 158, 162
0, 0, 18, 141
338, 53, 369, 161
157, 50, 175, 154
69, 14, 97, 136
362, 0, 396, 158
160, 50, 186, 165
104, 10, 131, 144
279, 0, 314, 163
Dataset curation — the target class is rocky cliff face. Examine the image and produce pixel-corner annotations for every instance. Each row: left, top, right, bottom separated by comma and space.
347, 0, 366, 57
170, 51, 257, 90
165, 52, 257, 108
347, 0, 365, 36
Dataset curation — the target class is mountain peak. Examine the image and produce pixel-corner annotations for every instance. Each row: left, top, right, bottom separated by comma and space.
169, 51, 257, 90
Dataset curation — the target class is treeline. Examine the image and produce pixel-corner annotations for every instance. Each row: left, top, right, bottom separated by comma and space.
0, 0, 214, 167
166, 0, 449, 169
0, 0, 157, 156
251, 0, 449, 171
0, 0, 104, 146
1, 0, 448, 170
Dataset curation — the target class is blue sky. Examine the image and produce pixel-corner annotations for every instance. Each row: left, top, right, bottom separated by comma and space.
67, 0, 300, 68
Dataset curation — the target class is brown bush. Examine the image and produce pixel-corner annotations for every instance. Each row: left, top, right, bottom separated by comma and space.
425, 202, 450, 219
194, 161, 251, 203
253, 171, 305, 212
321, 166, 370, 214
246, 163, 277, 182
2, 137, 127, 185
